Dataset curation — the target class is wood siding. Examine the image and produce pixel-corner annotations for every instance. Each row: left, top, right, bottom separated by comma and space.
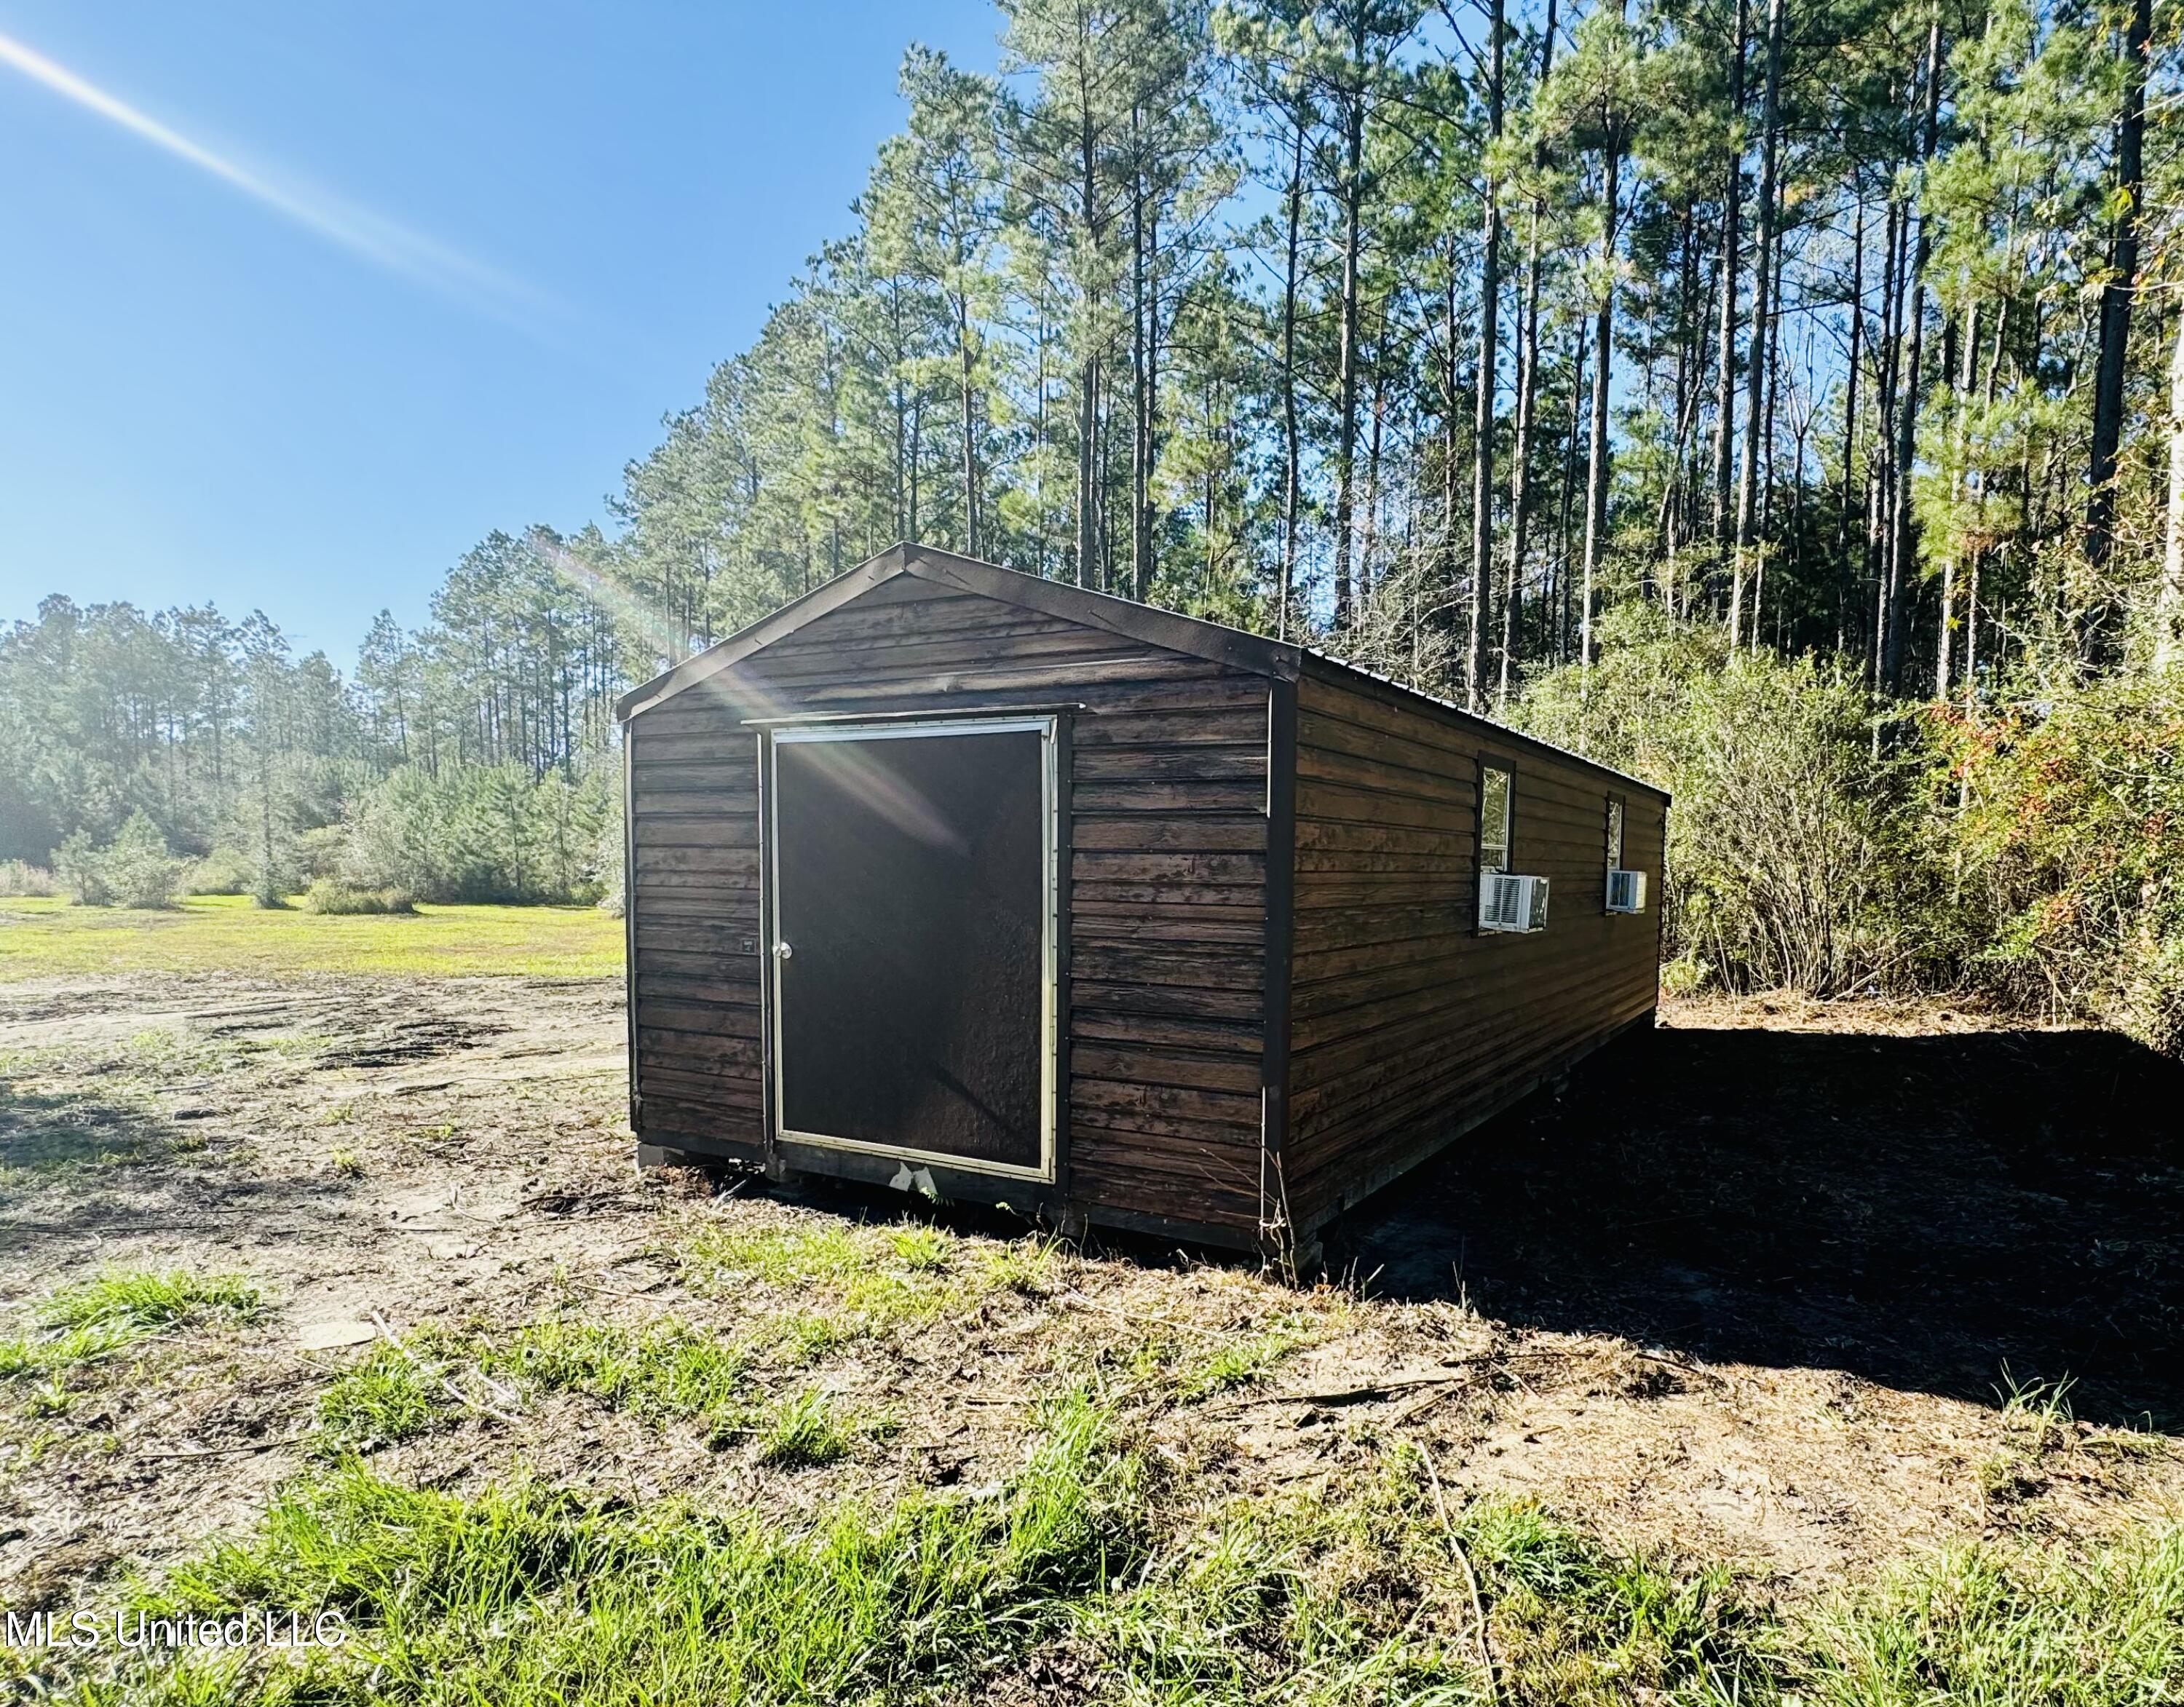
1281, 664, 1666, 1234
626, 575, 1272, 1245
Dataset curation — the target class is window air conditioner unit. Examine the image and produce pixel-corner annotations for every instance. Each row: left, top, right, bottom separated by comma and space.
1606, 868, 1647, 914
1479, 872, 1548, 933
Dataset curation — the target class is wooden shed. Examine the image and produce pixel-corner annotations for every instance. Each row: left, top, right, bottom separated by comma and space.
617, 543, 1666, 1261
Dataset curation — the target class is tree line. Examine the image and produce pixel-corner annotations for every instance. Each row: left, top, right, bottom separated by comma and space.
607, 0, 2184, 700
3, 0, 2178, 1041
0, 526, 629, 903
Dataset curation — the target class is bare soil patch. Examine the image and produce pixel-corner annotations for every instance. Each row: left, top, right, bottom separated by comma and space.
2, 975, 2176, 1612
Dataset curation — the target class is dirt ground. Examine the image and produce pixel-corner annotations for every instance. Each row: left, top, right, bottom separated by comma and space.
2, 973, 2179, 1610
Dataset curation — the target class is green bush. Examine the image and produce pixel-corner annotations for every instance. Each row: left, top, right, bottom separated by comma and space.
184, 847, 253, 895
52, 829, 112, 905
1934, 675, 2184, 1054
0, 858, 54, 897
1518, 606, 1937, 997
296, 823, 349, 882
1514, 608, 2184, 1054
301, 878, 415, 916
50, 812, 183, 909
103, 812, 184, 909
339, 762, 614, 905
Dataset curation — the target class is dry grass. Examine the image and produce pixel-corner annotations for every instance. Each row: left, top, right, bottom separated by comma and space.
0, 924, 2178, 1700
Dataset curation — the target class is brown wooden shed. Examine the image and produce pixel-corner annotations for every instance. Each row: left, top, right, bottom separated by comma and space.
617, 542, 1666, 1261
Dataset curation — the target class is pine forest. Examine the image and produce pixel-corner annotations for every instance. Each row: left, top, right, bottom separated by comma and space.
4, 0, 2181, 1048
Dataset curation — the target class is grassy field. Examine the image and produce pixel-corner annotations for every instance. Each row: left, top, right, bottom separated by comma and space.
2, 910, 2180, 1702
0, 893, 624, 981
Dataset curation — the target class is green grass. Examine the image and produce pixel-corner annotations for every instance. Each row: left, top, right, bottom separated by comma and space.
76, 1390, 1142, 1706
0, 893, 623, 981
1175, 1312, 1324, 1402
678, 1215, 988, 1358
33, 1383, 2184, 1707
39, 1268, 263, 1332
0, 1268, 263, 1389
479, 1315, 754, 1440
1805, 1526, 2184, 1705
755, 1387, 854, 1468
314, 1315, 761, 1456
313, 1342, 448, 1456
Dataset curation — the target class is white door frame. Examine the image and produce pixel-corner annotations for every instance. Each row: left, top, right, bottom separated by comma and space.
765, 715, 1059, 1183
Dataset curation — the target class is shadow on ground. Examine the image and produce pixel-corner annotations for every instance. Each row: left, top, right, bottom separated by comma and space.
0, 1078, 358, 1260
1326, 1018, 2184, 1430
0, 1077, 175, 1180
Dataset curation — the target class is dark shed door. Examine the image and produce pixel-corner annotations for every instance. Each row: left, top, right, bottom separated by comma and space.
769, 718, 1055, 1179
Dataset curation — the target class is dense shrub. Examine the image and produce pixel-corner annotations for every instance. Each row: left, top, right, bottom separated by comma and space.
1518, 606, 1937, 997
185, 847, 253, 895
0, 859, 54, 897
1516, 607, 2184, 1055
301, 879, 416, 916
596, 764, 627, 919
296, 823, 349, 882
103, 812, 185, 908
1934, 676, 2184, 1054
51, 811, 183, 909
52, 829, 112, 905
339, 763, 614, 905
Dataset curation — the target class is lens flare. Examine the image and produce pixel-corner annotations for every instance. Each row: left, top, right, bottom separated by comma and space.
528, 531, 968, 853
0, 27, 555, 330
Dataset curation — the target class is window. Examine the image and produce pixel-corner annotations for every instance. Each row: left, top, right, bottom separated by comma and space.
1480, 765, 1512, 874
1604, 796, 1645, 913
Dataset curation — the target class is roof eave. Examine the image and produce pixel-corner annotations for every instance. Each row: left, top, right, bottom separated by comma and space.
1297, 651, 1671, 804
617, 542, 1300, 721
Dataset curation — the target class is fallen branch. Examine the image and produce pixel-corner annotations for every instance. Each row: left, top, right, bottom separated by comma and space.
564, 1274, 672, 1301
1236, 1359, 1490, 1408
1423, 1451, 1499, 1706
138, 1431, 309, 1462
440, 1376, 522, 1429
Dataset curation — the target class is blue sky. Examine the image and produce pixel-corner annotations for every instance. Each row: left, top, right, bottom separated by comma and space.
0, 1, 1002, 662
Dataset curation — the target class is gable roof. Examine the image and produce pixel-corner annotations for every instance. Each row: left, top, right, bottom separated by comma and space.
614, 542, 1300, 721
616, 542, 1666, 801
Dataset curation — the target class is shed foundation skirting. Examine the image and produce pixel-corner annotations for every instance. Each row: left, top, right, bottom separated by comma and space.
619, 544, 1668, 1263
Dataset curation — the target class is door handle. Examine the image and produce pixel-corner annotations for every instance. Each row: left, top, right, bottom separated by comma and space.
773, 942, 794, 960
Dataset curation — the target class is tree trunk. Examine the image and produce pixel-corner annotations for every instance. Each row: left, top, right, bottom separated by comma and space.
2085, 0, 2152, 592
1332, 35, 1369, 629
1075, 79, 1103, 591
1501, 0, 1556, 706
1730, 0, 1784, 648
1868, 189, 1902, 678
1444, 253, 1463, 644
1711, 0, 1749, 544
1559, 330, 1586, 663
1883, 11, 1942, 694
1664, 202, 1696, 581
1936, 301, 1979, 697
1503, 206, 1542, 708
1076, 353, 1099, 587
2158, 307, 2184, 669
1362, 371, 1385, 598
1581, 140, 1621, 677
957, 292, 979, 561
1838, 192, 1864, 626
1468, 0, 1505, 709
1279, 108, 1307, 638
1131, 104, 1150, 599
